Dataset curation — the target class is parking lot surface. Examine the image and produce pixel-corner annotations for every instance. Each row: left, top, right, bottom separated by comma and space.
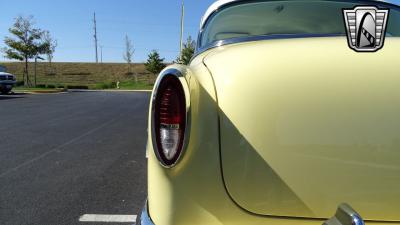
0, 92, 150, 225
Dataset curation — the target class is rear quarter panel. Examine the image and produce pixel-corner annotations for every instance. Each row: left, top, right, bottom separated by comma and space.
146, 56, 325, 225
146, 38, 400, 224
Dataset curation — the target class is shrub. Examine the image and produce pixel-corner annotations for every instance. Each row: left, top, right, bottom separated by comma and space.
101, 83, 109, 89
36, 84, 46, 88
56, 85, 64, 89
95, 82, 116, 89
47, 84, 55, 89
15, 81, 24, 86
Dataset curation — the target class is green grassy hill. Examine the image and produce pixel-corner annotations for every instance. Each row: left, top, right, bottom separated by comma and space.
0, 62, 158, 89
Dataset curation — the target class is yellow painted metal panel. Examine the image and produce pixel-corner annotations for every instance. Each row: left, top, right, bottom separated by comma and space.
204, 37, 400, 221
147, 37, 400, 224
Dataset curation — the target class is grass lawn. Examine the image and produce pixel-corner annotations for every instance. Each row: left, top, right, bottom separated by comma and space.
14, 87, 61, 91
12, 80, 154, 92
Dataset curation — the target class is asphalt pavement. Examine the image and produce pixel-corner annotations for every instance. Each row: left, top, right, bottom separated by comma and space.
0, 91, 150, 225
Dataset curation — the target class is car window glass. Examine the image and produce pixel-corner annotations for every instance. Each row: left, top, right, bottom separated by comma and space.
200, 1, 400, 48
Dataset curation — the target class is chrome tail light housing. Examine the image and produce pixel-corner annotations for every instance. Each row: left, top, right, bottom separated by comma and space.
151, 69, 190, 167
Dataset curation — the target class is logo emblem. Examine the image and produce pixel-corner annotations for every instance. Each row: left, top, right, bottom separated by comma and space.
343, 6, 389, 52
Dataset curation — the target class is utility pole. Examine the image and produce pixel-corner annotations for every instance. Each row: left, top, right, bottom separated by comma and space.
93, 12, 99, 63
179, 0, 184, 61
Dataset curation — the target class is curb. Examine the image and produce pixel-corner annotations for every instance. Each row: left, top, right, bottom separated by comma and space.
14, 89, 68, 94
13, 89, 153, 95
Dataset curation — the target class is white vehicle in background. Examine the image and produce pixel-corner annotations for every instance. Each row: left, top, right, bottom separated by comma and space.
0, 72, 17, 94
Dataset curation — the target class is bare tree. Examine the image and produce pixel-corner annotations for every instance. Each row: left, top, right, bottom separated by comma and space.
122, 35, 136, 83
42, 30, 57, 67
123, 35, 134, 68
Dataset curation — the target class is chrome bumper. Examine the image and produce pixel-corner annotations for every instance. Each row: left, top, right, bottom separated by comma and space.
137, 200, 155, 225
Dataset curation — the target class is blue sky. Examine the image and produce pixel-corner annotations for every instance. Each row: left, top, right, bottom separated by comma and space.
0, 0, 399, 63
0, 0, 214, 63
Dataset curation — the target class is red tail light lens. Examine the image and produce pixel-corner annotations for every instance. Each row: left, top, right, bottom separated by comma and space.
153, 75, 186, 166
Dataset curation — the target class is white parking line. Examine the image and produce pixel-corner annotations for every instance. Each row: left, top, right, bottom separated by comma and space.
79, 214, 137, 223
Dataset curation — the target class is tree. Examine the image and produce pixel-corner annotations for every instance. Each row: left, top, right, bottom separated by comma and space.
42, 30, 57, 67
122, 35, 136, 83
145, 50, 166, 75
123, 35, 134, 66
2, 16, 48, 87
176, 36, 196, 65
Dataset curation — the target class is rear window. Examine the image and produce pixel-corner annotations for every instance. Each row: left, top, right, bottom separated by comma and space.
199, 0, 400, 48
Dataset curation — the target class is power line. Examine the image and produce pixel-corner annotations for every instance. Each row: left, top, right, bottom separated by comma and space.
57, 45, 179, 53
96, 19, 198, 29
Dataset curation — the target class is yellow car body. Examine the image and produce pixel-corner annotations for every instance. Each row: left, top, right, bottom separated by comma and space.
140, 1, 400, 224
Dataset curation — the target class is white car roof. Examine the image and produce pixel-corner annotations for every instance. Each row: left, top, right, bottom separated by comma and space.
200, 0, 239, 29
200, 0, 240, 28
200, 0, 398, 29
0, 72, 13, 76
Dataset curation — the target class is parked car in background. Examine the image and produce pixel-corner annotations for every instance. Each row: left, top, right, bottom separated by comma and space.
139, 0, 400, 225
0, 72, 17, 94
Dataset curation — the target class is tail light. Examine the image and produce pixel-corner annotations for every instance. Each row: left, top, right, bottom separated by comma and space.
152, 74, 187, 167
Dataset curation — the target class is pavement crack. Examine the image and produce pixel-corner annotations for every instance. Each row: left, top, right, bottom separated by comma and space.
0, 115, 121, 178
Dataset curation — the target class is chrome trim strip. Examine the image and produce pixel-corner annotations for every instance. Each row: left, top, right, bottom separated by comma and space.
137, 200, 155, 225
150, 68, 191, 168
